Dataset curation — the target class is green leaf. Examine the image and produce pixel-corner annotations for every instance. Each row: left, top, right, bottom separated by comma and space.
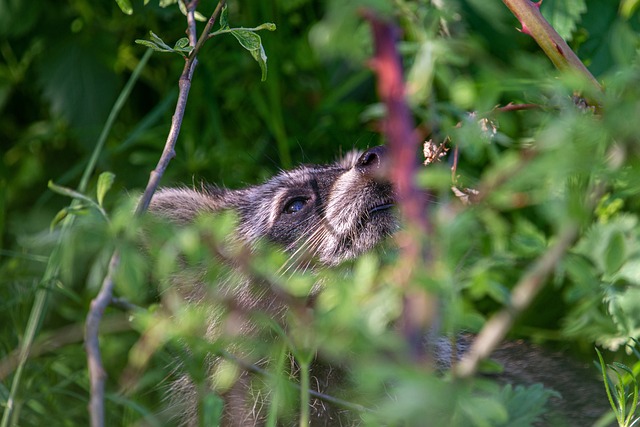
134, 39, 160, 51
114, 0, 133, 15
97, 172, 115, 207
48, 181, 109, 222
135, 31, 190, 57
219, 4, 229, 29
574, 215, 639, 276
49, 180, 94, 204
149, 31, 172, 51
596, 348, 620, 417
621, 0, 640, 19
173, 37, 193, 55
213, 5, 274, 80
50, 208, 68, 230
201, 392, 224, 426
605, 231, 626, 276
541, 0, 587, 41
230, 30, 268, 81
49, 205, 89, 230
612, 362, 633, 376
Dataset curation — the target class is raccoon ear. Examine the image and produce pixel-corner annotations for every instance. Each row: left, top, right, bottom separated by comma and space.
148, 187, 230, 224
338, 149, 364, 169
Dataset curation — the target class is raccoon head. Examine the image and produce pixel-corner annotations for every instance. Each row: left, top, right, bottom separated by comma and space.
150, 146, 396, 267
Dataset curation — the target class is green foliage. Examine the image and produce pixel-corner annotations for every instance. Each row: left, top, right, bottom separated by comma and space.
2, 0, 640, 426
135, 32, 193, 57
213, 5, 277, 81
597, 347, 640, 427
541, 0, 587, 41
135, 5, 276, 79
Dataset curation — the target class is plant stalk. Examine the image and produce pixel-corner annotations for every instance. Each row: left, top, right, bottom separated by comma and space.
502, 0, 602, 104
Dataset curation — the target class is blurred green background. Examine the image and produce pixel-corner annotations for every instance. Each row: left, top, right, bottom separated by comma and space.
2, 0, 640, 425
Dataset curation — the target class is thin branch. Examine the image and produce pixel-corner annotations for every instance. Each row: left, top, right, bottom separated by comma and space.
86, 252, 121, 427
493, 103, 541, 113
184, 0, 199, 46
85, 2, 226, 426
135, 0, 226, 216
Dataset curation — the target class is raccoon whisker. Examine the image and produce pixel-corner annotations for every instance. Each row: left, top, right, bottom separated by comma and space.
276, 221, 317, 276
279, 225, 325, 277
281, 215, 327, 263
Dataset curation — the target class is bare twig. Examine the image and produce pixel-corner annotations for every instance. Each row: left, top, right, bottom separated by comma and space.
494, 103, 541, 113
135, 0, 226, 216
86, 252, 121, 427
185, 0, 199, 46
85, 2, 227, 426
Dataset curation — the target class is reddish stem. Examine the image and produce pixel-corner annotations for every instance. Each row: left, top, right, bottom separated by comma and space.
363, 10, 433, 362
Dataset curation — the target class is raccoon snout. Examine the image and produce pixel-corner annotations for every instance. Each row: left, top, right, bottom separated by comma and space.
356, 146, 386, 174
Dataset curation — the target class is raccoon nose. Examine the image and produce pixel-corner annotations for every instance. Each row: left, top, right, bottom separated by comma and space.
356, 146, 386, 173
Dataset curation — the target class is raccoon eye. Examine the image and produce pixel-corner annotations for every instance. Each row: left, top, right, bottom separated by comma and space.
283, 197, 308, 214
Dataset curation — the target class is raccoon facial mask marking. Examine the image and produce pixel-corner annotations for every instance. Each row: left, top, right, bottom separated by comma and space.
149, 146, 397, 267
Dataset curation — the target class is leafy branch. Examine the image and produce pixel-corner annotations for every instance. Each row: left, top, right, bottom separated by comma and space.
85, 2, 229, 426
135, 31, 193, 57
47, 172, 115, 226
135, 5, 276, 80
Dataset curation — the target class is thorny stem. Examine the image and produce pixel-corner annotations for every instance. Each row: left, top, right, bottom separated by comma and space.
363, 10, 434, 363
85, 2, 226, 426
502, 0, 602, 107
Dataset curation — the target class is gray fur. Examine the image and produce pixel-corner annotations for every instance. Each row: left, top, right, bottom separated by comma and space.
150, 147, 395, 267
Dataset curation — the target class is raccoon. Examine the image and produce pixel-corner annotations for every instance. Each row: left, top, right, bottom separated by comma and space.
149, 146, 395, 426
149, 146, 608, 427
149, 146, 395, 267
